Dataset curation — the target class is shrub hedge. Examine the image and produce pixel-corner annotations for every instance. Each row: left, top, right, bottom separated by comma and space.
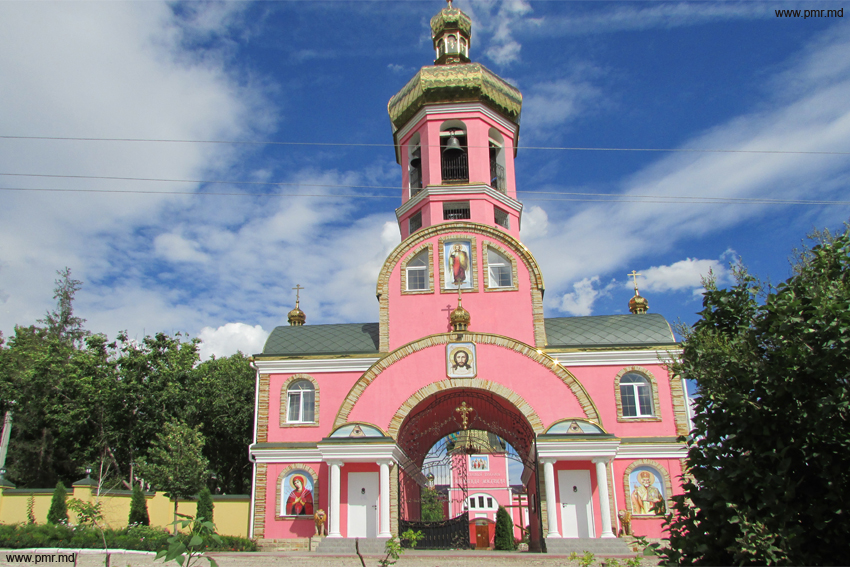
0, 523, 257, 552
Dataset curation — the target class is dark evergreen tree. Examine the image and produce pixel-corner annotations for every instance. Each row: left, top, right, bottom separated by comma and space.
196, 486, 214, 524
128, 482, 150, 526
494, 506, 515, 550
46, 481, 68, 525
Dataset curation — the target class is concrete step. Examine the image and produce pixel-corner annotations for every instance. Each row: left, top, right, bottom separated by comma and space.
544, 537, 633, 556
314, 537, 390, 554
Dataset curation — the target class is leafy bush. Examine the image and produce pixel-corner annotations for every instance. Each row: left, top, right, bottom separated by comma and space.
0, 523, 257, 552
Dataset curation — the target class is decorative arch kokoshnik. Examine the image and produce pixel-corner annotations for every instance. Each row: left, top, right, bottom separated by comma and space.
375, 222, 547, 351
332, 332, 602, 433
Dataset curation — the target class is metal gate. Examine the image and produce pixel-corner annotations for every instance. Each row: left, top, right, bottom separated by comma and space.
400, 512, 471, 549
395, 389, 542, 551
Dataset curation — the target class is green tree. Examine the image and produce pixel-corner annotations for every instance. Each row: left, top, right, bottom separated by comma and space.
139, 420, 209, 532
661, 227, 850, 566
420, 487, 444, 521
196, 487, 214, 524
0, 268, 89, 487
46, 481, 69, 525
128, 482, 150, 526
191, 353, 255, 494
494, 506, 515, 550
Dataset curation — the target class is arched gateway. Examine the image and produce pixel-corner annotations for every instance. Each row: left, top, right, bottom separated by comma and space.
249, 1, 689, 554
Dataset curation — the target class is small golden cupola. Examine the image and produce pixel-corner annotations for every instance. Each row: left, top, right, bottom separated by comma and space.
450, 289, 471, 331
627, 270, 649, 315
431, 0, 472, 65
287, 284, 306, 326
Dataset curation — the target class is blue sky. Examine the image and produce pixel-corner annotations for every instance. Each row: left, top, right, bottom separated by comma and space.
0, 0, 848, 359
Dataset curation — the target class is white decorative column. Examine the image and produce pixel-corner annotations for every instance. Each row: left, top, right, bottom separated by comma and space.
593, 458, 616, 538
328, 460, 343, 538
378, 460, 393, 538
541, 458, 561, 538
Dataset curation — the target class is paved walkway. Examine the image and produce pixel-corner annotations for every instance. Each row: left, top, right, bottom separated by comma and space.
0, 549, 653, 567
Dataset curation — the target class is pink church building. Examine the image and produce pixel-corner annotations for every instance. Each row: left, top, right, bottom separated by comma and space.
249, 2, 690, 554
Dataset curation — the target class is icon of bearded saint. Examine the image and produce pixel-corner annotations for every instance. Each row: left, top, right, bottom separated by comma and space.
450, 244, 469, 285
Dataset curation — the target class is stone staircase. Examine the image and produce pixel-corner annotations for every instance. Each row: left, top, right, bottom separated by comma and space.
314, 537, 390, 554
544, 537, 633, 556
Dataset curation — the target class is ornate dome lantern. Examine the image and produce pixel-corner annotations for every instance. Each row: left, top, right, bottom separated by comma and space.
431, 0, 472, 65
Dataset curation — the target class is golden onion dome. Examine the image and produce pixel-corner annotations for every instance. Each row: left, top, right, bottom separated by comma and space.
287, 301, 306, 326
629, 293, 649, 315
450, 291, 471, 331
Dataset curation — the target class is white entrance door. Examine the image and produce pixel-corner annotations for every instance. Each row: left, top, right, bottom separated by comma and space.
558, 470, 595, 538
348, 472, 379, 538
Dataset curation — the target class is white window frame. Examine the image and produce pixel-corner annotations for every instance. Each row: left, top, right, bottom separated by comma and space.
406, 250, 429, 291
487, 248, 512, 288
286, 380, 315, 423
620, 374, 654, 418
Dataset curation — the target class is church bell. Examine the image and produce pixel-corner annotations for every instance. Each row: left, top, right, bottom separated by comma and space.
443, 130, 464, 157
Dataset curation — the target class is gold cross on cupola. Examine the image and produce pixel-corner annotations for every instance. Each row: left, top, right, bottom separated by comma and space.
627, 270, 642, 293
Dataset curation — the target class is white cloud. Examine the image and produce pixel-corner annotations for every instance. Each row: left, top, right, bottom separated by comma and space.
559, 276, 616, 316
154, 232, 210, 264
519, 205, 549, 241
530, 2, 771, 38
526, 25, 850, 313
521, 79, 602, 135
0, 1, 274, 339
198, 322, 269, 360
633, 258, 731, 294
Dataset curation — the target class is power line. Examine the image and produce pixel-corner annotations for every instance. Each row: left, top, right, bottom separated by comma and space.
2, 185, 849, 206
1, 135, 848, 155
1, 171, 847, 205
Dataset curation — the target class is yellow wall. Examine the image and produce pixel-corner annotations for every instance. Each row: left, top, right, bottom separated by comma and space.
0, 483, 250, 538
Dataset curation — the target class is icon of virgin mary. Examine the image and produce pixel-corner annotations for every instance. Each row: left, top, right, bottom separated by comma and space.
286, 474, 314, 516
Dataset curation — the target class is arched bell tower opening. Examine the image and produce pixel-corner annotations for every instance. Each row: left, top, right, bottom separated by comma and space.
394, 388, 543, 551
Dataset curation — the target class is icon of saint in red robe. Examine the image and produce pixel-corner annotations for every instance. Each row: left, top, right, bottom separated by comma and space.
286, 474, 314, 516
450, 244, 469, 286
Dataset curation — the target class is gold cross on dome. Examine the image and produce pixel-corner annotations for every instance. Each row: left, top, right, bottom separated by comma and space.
455, 401, 474, 430
627, 270, 642, 293
292, 284, 304, 303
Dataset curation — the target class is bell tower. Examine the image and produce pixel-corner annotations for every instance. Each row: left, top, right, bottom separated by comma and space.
388, 1, 523, 240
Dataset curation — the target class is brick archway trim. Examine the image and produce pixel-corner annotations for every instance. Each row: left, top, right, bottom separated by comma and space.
332, 332, 601, 432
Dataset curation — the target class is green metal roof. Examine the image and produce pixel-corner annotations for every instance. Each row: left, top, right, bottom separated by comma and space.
544, 313, 676, 348
262, 323, 379, 356
261, 314, 675, 356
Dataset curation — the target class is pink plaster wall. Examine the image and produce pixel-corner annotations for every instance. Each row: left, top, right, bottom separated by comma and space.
347, 343, 589, 432
397, 109, 518, 199
387, 234, 536, 349
263, 462, 327, 539
267, 371, 364, 442
567, 365, 678, 437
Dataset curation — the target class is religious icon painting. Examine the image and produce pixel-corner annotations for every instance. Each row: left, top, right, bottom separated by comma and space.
443, 240, 473, 290
282, 470, 315, 516
469, 455, 489, 471
447, 342, 476, 378
628, 466, 665, 516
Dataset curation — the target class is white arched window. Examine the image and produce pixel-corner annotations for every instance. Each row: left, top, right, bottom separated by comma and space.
487, 248, 512, 288
287, 379, 315, 423
406, 249, 429, 291
620, 373, 654, 417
